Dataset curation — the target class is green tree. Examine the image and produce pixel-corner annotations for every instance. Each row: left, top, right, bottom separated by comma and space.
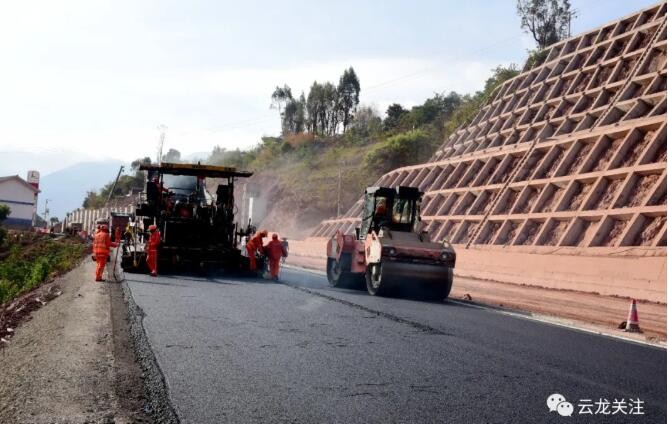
306, 81, 339, 135
384, 103, 408, 131
517, 0, 575, 49
271, 84, 294, 135
337, 67, 361, 132
0, 204, 10, 222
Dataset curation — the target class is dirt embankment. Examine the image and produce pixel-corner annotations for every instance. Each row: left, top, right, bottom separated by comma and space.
236, 172, 343, 239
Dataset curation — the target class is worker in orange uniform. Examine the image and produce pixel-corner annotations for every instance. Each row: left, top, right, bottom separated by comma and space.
114, 226, 122, 243
264, 234, 288, 281
93, 225, 118, 282
246, 229, 268, 272
146, 225, 161, 277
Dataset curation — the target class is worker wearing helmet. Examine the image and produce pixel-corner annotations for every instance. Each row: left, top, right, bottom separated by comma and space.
374, 200, 387, 217
93, 225, 118, 282
146, 225, 161, 277
264, 233, 288, 281
246, 229, 268, 272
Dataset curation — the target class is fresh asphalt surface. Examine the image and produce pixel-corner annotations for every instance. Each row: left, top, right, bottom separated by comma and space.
124, 267, 666, 423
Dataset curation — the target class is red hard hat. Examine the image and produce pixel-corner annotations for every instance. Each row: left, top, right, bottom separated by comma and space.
148, 225, 157, 231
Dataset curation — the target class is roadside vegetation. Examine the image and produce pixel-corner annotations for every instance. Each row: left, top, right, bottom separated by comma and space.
0, 209, 86, 305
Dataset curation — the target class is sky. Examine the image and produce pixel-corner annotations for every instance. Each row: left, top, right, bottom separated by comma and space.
0, 0, 658, 176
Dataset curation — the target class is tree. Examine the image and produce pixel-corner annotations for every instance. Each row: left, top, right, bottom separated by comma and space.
337, 67, 361, 132
384, 104, 408, 131
162, 148, 181, 163
517, 0, 574, 49
130, 156, 151, 171
349, 105, 382, 138
271, 84, 294, 135
305, 81, 338, 135
0, 204, 10, 222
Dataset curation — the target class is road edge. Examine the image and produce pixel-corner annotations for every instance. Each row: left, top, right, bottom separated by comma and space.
121, 279, 182, 423
283, 264, 667, 350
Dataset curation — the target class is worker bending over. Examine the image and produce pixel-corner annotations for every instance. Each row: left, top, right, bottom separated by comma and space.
264, 234, 288, 280
146, 225, 161, 277
93, 225, 118, 282
246, 229, 268, 272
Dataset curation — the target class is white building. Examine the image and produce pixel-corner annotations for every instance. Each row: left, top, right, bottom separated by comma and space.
0, 175, 39, 229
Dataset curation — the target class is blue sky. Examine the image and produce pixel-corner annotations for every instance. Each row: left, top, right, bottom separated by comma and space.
0, 0, 658, 175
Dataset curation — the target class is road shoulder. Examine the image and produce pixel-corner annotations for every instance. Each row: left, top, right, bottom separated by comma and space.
0, 259, 152, 423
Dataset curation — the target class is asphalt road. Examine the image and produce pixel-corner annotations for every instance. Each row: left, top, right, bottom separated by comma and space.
125, 267, 666, 423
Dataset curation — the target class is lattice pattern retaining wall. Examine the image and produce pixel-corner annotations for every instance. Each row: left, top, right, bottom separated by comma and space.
312, 2, 667, 251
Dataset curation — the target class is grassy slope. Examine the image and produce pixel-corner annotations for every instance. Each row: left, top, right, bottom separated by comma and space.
0, 232, 87, 305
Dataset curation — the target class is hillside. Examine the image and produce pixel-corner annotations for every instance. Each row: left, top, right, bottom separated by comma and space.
207, 66, 519, 238
82, 65, 518, 238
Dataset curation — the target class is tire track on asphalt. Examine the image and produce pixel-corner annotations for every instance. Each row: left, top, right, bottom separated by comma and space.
287, 285, 452, 336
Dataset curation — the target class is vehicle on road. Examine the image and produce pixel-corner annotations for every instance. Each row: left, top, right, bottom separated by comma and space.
121, 162, 255, 273
326, 186, 456, 299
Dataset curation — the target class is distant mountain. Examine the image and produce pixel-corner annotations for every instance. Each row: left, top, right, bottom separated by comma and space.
0, 150, 95, 177
38, 160, 125, 219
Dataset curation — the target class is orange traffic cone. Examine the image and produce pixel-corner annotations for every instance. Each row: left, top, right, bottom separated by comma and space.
624, 299, 642, 333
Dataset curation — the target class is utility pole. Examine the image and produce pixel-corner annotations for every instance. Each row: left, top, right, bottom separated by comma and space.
337, 161, 346, 217
43, 199, 51, 229
157, 124, 167, 164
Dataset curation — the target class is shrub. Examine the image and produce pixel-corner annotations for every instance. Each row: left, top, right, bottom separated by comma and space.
364, 129, 436, 175
0, 237, 86, 305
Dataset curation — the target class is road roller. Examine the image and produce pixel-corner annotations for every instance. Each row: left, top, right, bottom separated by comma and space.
326, 186, 456, 299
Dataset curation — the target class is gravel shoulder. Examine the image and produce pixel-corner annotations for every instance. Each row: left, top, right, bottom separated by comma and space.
0, 258, 152, 423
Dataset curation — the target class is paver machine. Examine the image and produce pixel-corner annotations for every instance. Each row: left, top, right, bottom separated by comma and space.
326, 186, 456, 299
121, 162, 255, 273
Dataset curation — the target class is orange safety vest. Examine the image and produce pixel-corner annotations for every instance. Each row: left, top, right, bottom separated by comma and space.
147, 230, 161, 252
93, 231, 112, 256
265, 239, 287, 260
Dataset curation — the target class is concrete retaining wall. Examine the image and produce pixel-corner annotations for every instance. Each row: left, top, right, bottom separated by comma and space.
289, 237, 667, 303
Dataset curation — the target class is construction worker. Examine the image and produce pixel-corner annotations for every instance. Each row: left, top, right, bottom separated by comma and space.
246, 229, 268, 272
264, 234, 288, 280
93, 225, 117, 282
374, 200, 387, 217
114, 226, 122, 243
146, 225, 161, 277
